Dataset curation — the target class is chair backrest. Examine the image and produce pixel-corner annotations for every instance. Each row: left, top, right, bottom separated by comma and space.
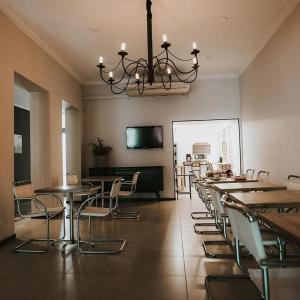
66, 174, 79, 185
13, 181, 35, 199
111, 179, 122, 198
287, 175, 300, 191
209, 188, 225, 220
245, 169, 255, 179
257, 170, 270, 182
222, 197, 266, 263
131, 172, 140, 192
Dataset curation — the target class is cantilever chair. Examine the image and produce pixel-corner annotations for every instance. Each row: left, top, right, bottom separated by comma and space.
66, 174, 100, 202
245, 168, 255, 179
223, 198, 300, 300
77, 179, 126, 254
285, 175, 300, 213
257, 170, 270, 182
13, 181, 65, 253
112, 172, 141, 219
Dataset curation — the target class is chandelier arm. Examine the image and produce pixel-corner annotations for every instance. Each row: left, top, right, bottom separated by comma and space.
109, 75, 132, 94
168, 50, 196, 62
123, 58, 148, 77
99, 69, 116, 85
154, 57, 172, 90
174, 68, 198, 83
155, 58, 196, 75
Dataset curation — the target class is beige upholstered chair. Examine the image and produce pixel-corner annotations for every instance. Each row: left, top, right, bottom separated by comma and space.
257, 170, 270, 182
77, 179, 126, 254
13, 181, 65, 253
113, 172, 141, 219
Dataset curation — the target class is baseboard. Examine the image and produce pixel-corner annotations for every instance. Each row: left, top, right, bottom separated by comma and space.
0, 234, 16, 245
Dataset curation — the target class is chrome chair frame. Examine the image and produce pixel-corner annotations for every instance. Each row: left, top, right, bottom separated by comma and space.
13, 181, 65, 253
77, 180, 126, 254
223, 199, 300, 300
257, 170, 270, 182
245, 168, 255, 179
112, 172, 141, 219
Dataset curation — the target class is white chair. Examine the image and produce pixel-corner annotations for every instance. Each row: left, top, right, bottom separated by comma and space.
287, 175, 300, 190
193, 183, 219, 234
77, 179, 126, 254
246, 169, 255, 179
13, 181, 65, 253
257, 170, 270, 182
112, 172, 141, 219
223, 198, 300, 300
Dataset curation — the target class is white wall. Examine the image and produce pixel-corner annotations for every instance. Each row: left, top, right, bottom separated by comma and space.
173, 120, 241, 174
83, 78, 240, 198
240, 4, 300, 183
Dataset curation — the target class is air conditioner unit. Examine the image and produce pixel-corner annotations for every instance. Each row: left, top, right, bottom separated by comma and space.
126, 82, 190, 97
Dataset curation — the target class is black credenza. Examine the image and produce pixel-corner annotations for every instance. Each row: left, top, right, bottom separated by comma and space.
89, 166, 164, 199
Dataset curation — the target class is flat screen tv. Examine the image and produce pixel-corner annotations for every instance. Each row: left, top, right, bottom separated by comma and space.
126, 126, 163, 149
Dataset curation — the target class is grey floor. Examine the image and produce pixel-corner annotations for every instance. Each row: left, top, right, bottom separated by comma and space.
1, 194, 247, 300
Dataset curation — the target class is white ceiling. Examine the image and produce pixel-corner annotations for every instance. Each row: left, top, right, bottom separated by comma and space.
1, 0, 299, 84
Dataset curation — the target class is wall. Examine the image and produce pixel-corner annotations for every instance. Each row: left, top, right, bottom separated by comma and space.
83, 78, 240, 198
0, 11, 82, 241
240, 4, 300, 183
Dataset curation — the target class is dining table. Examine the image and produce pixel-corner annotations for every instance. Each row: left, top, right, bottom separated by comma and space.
35, 185, 100, 250
228, 190, 300, 210
206, 178, 258, 184
257, 213, 300, 246
212, 181, 286, 194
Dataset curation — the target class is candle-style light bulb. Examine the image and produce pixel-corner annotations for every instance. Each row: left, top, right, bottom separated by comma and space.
193, 57, 197, 65
121, 43, 126, 51
162, 34, 168, 43
192, 42, 197, 50
99, 56, 103, 64
167, 67, 172, 75
135, 73, 140, 80
109, 71, 113, 78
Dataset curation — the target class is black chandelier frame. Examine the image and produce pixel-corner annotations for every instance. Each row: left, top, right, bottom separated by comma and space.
97, 0, 200, 95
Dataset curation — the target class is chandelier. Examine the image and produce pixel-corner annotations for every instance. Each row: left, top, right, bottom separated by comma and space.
97, 0, 200, 95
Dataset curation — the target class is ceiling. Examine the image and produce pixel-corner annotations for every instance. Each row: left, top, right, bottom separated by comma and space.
1, 0, 299, 84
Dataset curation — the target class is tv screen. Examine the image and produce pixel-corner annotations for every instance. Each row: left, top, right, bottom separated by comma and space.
127, 126, 163, 149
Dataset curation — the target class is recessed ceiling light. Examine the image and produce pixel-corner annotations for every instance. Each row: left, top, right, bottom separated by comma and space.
206, 55, 213, 60
219, 16, 229, 23
88, 26, 98, 32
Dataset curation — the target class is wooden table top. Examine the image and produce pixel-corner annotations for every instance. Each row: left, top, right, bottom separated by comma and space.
81, 176, 123, 182
228, 190, 300, 208
206, 178, 258, 184
35, 185, 100, 193
257, 213, 300, 245
213, 181, 286, 193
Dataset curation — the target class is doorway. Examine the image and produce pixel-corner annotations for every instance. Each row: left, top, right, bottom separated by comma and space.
172, 119, 241, 198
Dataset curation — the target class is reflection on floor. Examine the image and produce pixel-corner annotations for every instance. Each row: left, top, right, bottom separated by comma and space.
1, 194, 248, 300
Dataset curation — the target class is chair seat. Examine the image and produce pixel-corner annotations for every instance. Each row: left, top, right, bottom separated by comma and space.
81, 206, 110, 217
249, 268, 300, 300
118, 191, 133, 197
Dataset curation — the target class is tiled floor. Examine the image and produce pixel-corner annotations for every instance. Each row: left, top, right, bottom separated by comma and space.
0, 193, 248, 300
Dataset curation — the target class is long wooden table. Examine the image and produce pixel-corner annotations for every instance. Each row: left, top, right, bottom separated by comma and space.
206, 178, 258, 184
228, 190, 300, 209
257, 213, 300, 246
213, 181, 286, 193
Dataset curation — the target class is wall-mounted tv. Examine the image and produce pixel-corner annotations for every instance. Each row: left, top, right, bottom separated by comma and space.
126, 126, 163, 149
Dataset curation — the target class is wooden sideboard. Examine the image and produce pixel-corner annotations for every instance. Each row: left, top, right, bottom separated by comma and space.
89, 166, 164, 199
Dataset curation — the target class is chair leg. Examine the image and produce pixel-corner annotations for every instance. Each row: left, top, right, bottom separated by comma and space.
112, 197, 141, 219
15, 217, 51, 253
77, 213, 126, 254
261, 266, 270, 300
191, 211, 214, 220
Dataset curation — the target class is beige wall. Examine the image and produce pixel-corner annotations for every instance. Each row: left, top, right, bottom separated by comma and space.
240, 4, 300, 183
0, 11, 82, 240
83, 78, 240, 198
